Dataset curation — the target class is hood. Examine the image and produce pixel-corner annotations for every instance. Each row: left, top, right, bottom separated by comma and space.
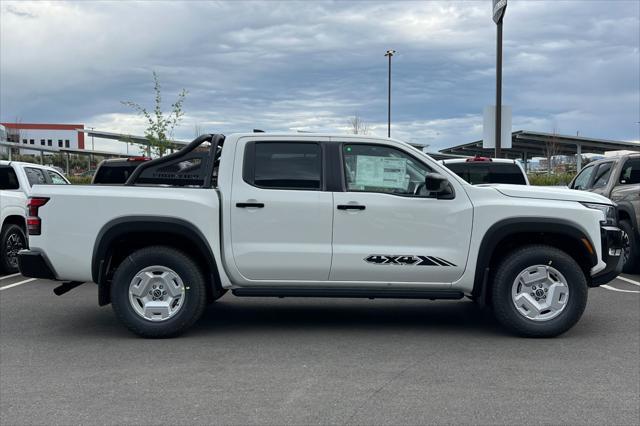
486, 184, 613, 204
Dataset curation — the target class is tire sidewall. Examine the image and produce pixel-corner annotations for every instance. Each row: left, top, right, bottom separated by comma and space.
619, 220, 639, 273
111, 247, 206, 337
492, 246, 588, 337
0, 224, 27, 273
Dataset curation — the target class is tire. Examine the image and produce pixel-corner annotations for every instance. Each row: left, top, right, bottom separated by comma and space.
491, 245, 588, 338
0, 224, 27, 274
619, 220, 639, 274
111, 246, 207, 338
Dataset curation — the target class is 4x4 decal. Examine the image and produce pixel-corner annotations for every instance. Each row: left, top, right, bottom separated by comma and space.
364, 255, 456, 267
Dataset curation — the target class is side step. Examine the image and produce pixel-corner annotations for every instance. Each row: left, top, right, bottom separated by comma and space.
232, 287, 464, 300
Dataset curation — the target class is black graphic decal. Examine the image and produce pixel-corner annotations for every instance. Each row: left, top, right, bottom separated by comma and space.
364, 255, 456, 267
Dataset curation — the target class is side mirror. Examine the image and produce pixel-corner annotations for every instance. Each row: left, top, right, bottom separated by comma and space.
424, 173, 449, 193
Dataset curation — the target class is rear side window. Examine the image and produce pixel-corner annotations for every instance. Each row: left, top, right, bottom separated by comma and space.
93, 163, 140, 184
0, 166, 19, 190
25, 167, 47, 186
47, 170, 68, 185
446, 162, 526, 185
619, 158, 640, 185
244, 142, 321, 190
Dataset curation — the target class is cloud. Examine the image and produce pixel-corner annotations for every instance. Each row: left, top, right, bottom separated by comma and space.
1, 0, 638, 152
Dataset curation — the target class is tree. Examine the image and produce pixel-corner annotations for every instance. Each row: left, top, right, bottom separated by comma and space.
544, 129, 561, 175
348, 113, 369, 135
121, 71, 187, 156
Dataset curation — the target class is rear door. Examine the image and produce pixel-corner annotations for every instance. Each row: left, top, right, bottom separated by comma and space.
230, 138, 334, 282
330, 141, 473, 284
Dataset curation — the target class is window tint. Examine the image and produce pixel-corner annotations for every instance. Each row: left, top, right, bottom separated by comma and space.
0, 166, 19, 190
619, 158, 640, 185
343, 144, 433, 196
25, 167, 46, 186
592, 163, 612, 188
446, 162, 526, 185
572, 165, 595, 190
249, 142, 321, 190
93, 163, 141, 184
47, 170, 68, 185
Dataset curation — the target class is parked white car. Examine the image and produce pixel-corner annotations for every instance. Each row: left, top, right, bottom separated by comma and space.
440, 156, 530, 185
0, 161, 69, 273
18, 134, 623, 338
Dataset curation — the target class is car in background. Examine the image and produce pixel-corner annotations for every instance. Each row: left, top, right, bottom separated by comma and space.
440, 156, 529, 185
569, 153, 640, 273
0, 161, 69, 273
92, 156, 151, 184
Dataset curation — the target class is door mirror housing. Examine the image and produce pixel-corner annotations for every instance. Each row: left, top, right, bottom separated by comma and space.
424, 173, 449, 193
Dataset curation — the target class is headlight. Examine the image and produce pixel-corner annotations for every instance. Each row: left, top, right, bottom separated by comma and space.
581, 202, 616, 225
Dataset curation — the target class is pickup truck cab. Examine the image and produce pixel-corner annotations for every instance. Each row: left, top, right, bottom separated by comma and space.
18, 134, 624, 338
569, 153, 640, 272
0, 161, 69, 273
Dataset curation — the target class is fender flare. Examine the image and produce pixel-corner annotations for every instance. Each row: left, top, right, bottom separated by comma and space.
92, 216, 221, 305
616, 202, 639, 235
472, 217, 598, 300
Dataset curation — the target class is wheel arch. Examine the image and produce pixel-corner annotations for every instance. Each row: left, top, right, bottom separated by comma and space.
1, 214, 27, 232
616, 203, 638, 236
472, 218, 598, 305
92, 216, 223, 306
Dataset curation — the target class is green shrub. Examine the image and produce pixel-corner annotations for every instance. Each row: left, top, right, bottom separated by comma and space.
67, 176, 92, 185
527, 173, 575, 187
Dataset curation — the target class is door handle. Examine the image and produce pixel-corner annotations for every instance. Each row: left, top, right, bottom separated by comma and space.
236, 202, 264, 208
337, 204, 366, 211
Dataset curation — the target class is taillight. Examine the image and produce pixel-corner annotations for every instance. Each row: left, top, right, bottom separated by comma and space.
26, 197, 49, 235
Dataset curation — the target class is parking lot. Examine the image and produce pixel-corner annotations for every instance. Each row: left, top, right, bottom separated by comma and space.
1, 272, 638, 425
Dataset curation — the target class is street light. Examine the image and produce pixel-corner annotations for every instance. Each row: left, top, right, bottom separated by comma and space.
493, 0, 507, 158
384, 49, 396, 138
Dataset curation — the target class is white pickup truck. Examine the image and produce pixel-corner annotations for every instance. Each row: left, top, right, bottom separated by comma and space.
18, 134, 624, 338
0, 161, 69, 273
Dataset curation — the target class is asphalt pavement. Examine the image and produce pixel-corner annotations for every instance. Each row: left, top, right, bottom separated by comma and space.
1, 273, 639, 425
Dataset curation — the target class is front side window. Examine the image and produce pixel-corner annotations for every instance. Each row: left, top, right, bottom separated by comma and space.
25, 167, 46, 186
47, 170, 68, 185
619, 158, 640, 185
247, 142, 321, 190
592, 163, 612, 188
572, 165, 595, 190
343, 144, 433, 196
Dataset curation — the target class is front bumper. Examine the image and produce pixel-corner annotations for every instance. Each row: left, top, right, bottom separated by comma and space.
590, 225, 624, 286
17, 250, 57, 280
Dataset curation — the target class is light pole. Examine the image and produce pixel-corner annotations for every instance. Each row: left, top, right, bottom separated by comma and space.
385, 49, 396, 138
493, 0, 507, 158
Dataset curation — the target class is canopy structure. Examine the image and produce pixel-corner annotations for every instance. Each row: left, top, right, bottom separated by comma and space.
439, 130, 640, 169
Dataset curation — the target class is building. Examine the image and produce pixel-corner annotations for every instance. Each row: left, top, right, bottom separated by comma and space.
0, 122, 85, 153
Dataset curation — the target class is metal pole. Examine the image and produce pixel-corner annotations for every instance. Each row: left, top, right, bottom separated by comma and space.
65, 152, 69, 175
388, 53, 391, 138
495, 20, 503, 158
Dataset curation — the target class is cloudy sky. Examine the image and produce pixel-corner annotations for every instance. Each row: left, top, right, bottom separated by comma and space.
1, 0, 639, 153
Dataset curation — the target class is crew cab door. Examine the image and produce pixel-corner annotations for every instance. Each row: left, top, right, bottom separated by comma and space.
330, 142, 473, 284
230, 137, 333, 282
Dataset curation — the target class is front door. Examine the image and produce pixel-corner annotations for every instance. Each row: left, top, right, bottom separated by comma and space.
330, 142, 473, 284
230, 139, 333, 282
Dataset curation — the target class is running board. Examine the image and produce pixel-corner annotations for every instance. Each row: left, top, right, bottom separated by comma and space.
232, 287, 464, 300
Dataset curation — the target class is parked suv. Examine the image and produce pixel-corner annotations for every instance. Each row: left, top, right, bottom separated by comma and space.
440, 156, 529, 185
569, 153, 640, 272
0, 161, 69, 273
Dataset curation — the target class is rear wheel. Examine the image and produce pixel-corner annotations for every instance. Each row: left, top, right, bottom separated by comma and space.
619, 220, 639, 274
491, 245, 588, 337
0, 224, 27, 274
111, 246, 207, 338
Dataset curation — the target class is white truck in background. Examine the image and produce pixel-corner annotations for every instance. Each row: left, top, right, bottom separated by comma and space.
18, 134, 624, 338
0, 161, 69, 273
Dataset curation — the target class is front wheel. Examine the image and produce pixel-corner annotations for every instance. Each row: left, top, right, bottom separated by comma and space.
111, 246, 207, 338
491, 245, 588, 337
0, 224, 27, 274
